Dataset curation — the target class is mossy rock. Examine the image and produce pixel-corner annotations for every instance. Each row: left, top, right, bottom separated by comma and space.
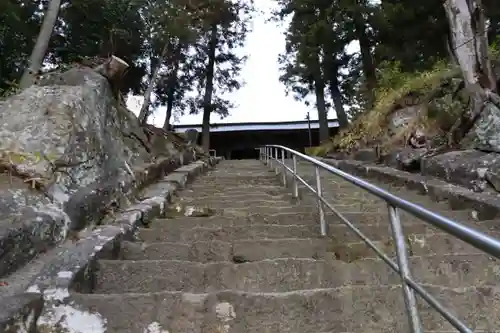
326, 63, 462, 154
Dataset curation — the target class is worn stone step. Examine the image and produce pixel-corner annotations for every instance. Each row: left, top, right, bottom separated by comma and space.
187, 182, 285, 189
301, 186, 453, 213
120, 240, 233, 262
145, 208, 494, 236
219, 204, 390, 217
170, 200, 302, 211
328, 218, 500, 243
175, 192, 295, 202
175, 196, 297, 205
70, 285, 499, 332
92, 254, 498, 294
188, 178, 280, 187
181, 190, 290, 198
328, 232, 493, 262
119, 238, 330, 262
147, 213, 317, 230
144, 214, 500, 248
195, 179, 279, 184
173, 197, 392, 211
137, 224, 319, 243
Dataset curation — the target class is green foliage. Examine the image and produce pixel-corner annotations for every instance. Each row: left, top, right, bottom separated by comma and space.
0, 0, 252, 127
184, 0, 253, 119
490, 37, 500, 59
0, 0, 44, 92
328, 60, 458, 152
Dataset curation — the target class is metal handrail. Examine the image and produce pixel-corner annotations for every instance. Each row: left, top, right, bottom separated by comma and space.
259, 144, 500, 333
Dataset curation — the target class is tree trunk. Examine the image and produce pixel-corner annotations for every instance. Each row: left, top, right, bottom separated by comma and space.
163, 46, 183, 131
201, 24, 218, 152
19, 0, 62, 89
443, 0, 500, 145
138, 44, 169, 124
444, 0, 495, 91
321, 40, 349, 129
163, 86, 175, 132
353, 9, 377, 109
328, 71, 349, 128
312, 57, 329, 143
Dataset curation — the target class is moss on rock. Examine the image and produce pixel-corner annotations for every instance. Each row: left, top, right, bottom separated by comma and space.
320, 61, 464, 156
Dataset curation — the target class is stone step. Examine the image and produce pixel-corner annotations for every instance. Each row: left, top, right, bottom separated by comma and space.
136, 224, 319, 243
181, 189, 290, 198
170, 199, 302, 211
174, 192, 296, 202
92, 254, 498, 294
219, 204, 391, 217
146, 213, 317, 229
122, 227, 489, 263
187, 183, 285, 190
143, 213, 500, 244
70, 285, 499, 332
119, 238, 330, 262
328, 232, 490, 261
174, 196, 297, 205
194, 174, 278, 180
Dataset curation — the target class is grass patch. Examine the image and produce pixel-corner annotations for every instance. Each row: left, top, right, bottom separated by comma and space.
322, 61, 461, 155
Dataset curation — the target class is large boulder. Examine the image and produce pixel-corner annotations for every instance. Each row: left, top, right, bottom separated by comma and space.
387, 105, 423, 135
0, 66, 195, 245
421, 150, 500, 192
463, 102, 500, 153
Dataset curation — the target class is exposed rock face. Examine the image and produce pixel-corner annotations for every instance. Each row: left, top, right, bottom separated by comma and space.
421, 150, 500, 192
388, 105, 423, 135
396, 147, 428, 172
464, 103, 500, 153
0, 66, 198, 277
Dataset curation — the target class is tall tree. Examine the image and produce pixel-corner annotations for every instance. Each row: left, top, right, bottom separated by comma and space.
137, 0, 201, 124
19, 0, 62, 88
376, 0, 449, 71
0, 0, 43, 93
276, 0, 351, 140
443, 0, 499, 144
51, 0, 148, 94
186, 0, 252, 151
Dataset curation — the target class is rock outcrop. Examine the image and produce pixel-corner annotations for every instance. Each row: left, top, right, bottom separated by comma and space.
320, 59, 500, 194
0, 64, 202, 277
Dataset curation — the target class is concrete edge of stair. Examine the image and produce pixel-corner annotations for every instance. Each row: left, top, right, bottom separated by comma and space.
319, 158, 500, 221
0, 156, 219, 333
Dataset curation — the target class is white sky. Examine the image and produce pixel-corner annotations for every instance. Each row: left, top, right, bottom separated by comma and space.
127, 0, 359, 126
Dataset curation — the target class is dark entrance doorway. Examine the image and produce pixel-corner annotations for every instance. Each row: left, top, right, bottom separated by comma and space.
230, 148, 259, 160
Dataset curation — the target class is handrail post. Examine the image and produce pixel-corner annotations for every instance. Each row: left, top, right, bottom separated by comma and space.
281, 149, 287, 186
315, 166, 327, 236
269, 147, 273, 169
274, 148, 279, 175
292, 154, 298, 198
387, 204, 422, 333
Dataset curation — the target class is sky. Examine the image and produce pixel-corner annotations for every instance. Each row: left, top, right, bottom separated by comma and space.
126, 0, 358, 127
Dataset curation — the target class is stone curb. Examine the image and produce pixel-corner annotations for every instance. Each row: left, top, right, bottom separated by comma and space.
0, 150, 201, 280
321, 158, 500, 221
0, 156, 220, 332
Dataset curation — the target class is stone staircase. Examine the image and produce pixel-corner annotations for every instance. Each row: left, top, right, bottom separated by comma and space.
67, 159, 500, 332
